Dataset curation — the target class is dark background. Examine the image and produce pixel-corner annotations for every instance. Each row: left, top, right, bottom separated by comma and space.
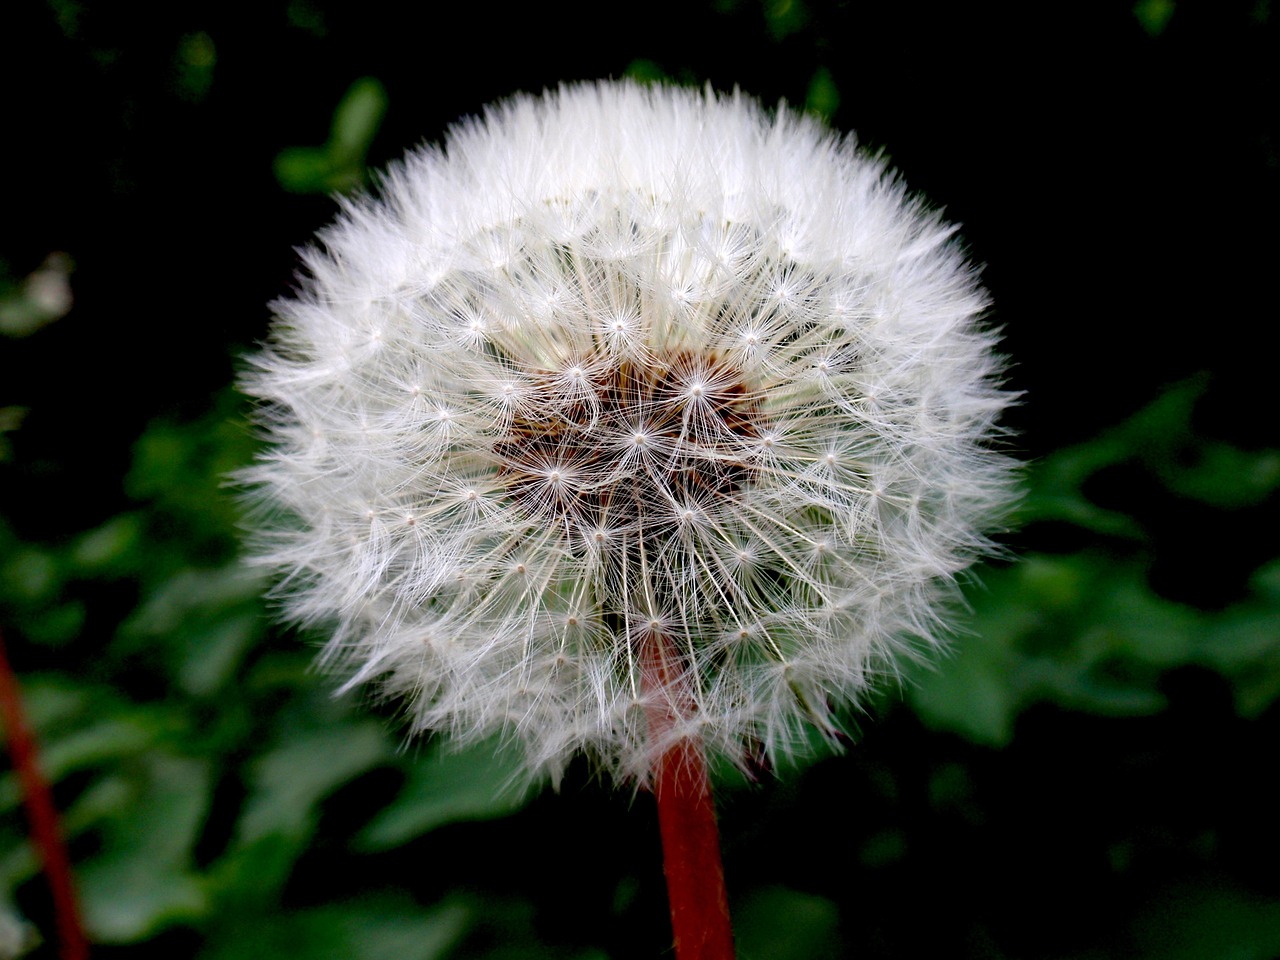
1, 2, 1277, 958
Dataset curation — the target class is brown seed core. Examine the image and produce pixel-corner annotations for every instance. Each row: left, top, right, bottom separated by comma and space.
494, 350, 763, 544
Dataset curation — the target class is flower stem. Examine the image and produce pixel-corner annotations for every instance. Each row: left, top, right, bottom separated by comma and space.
0, 629, 90, 960
641, 633, 735, 960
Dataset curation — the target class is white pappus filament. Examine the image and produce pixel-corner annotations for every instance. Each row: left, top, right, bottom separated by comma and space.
241, 81, 1017, 784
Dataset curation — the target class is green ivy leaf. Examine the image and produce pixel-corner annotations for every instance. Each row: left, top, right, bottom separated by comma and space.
76, 755, 212, 942
1161, 443, 1280, 509
238, 721, 391, 844
355, 735, 537, 851
908, 557, 1207, 744
214, 717, 392, 900
120, 564, 268, 697
199, 896, 470, 960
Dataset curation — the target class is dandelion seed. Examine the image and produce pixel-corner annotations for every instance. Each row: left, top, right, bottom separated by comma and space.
242, 81, 1017, 789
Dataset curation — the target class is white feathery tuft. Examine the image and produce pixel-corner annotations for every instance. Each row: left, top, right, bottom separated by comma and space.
241, 81, 1018, 784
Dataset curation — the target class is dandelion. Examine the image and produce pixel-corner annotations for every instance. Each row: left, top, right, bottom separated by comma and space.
242, 80, 1016, 957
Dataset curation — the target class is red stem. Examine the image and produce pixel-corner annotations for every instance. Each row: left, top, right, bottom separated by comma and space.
640, 633, 735, 960
0, 629, 90, 960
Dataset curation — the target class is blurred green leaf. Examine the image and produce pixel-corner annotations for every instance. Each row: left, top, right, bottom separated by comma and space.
1020, 378, 1222, 535
1134, 0, 1176, 36
0, 406, 24, 463
859, 827, 908, 868
120, 563, 268, 696
0, 903, 38, 958
331, 77, 388, 156
356, 735, 536, 851
804, 67, 840, 122
69, 513, 144, 575
0, 548, 59, 604
1250, 557, 1280, 601
200, 895, 469, 960
214, 715, 392, 900
275, 77, 387, 194
124, 392, 255, 545
20, 601, 85, 647
913, 545, 1280, 744
763, 0, 809, 40
1, 690, 171, 814
0, 831, 37, 896
1198, 587, 1280, 716
1161, 443, 1280, 508
0, 254, 73, 338
286, 0, 328, 37
0, 677, 90, 810
1129, 878, 1280, 960
909, 556, 1206, 744
175, 31, 216, 102
927, 378, 1280, 743
177, 610, 263, 697
909, 614, 1022, 745
36, 714, 163, 782
273, 148, 342, 194
1020, 432, 1141, 537
2, 675, 87, 734
237, 720, 391, 845
61, 774, 134, 835
734, 887, 841, 960
126, 566, 263, 637
623, 59, 669, 84
77, 754, 212, 942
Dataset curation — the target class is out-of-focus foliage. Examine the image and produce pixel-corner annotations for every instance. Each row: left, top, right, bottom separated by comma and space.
2, 376, 1275, 959
0, 255, 73, 339
910, 379, 1280, 745
2, 1, 1277, 958
0, 401, 591, 958
275, 77, 387, 195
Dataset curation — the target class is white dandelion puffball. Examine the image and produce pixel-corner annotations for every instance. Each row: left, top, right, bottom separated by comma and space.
244, 81, 1016, 783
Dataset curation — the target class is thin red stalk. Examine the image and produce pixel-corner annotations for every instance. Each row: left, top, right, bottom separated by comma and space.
640, 632, 735, 960
0, 629, 90, 960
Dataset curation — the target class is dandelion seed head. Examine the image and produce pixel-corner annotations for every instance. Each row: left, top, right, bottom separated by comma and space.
242, 81, 1017, 784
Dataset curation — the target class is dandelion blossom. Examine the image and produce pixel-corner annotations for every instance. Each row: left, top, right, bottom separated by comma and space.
243, 81, 1016, 785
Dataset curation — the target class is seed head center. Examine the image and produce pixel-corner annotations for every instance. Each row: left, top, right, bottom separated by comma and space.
495, 351, 763, 544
